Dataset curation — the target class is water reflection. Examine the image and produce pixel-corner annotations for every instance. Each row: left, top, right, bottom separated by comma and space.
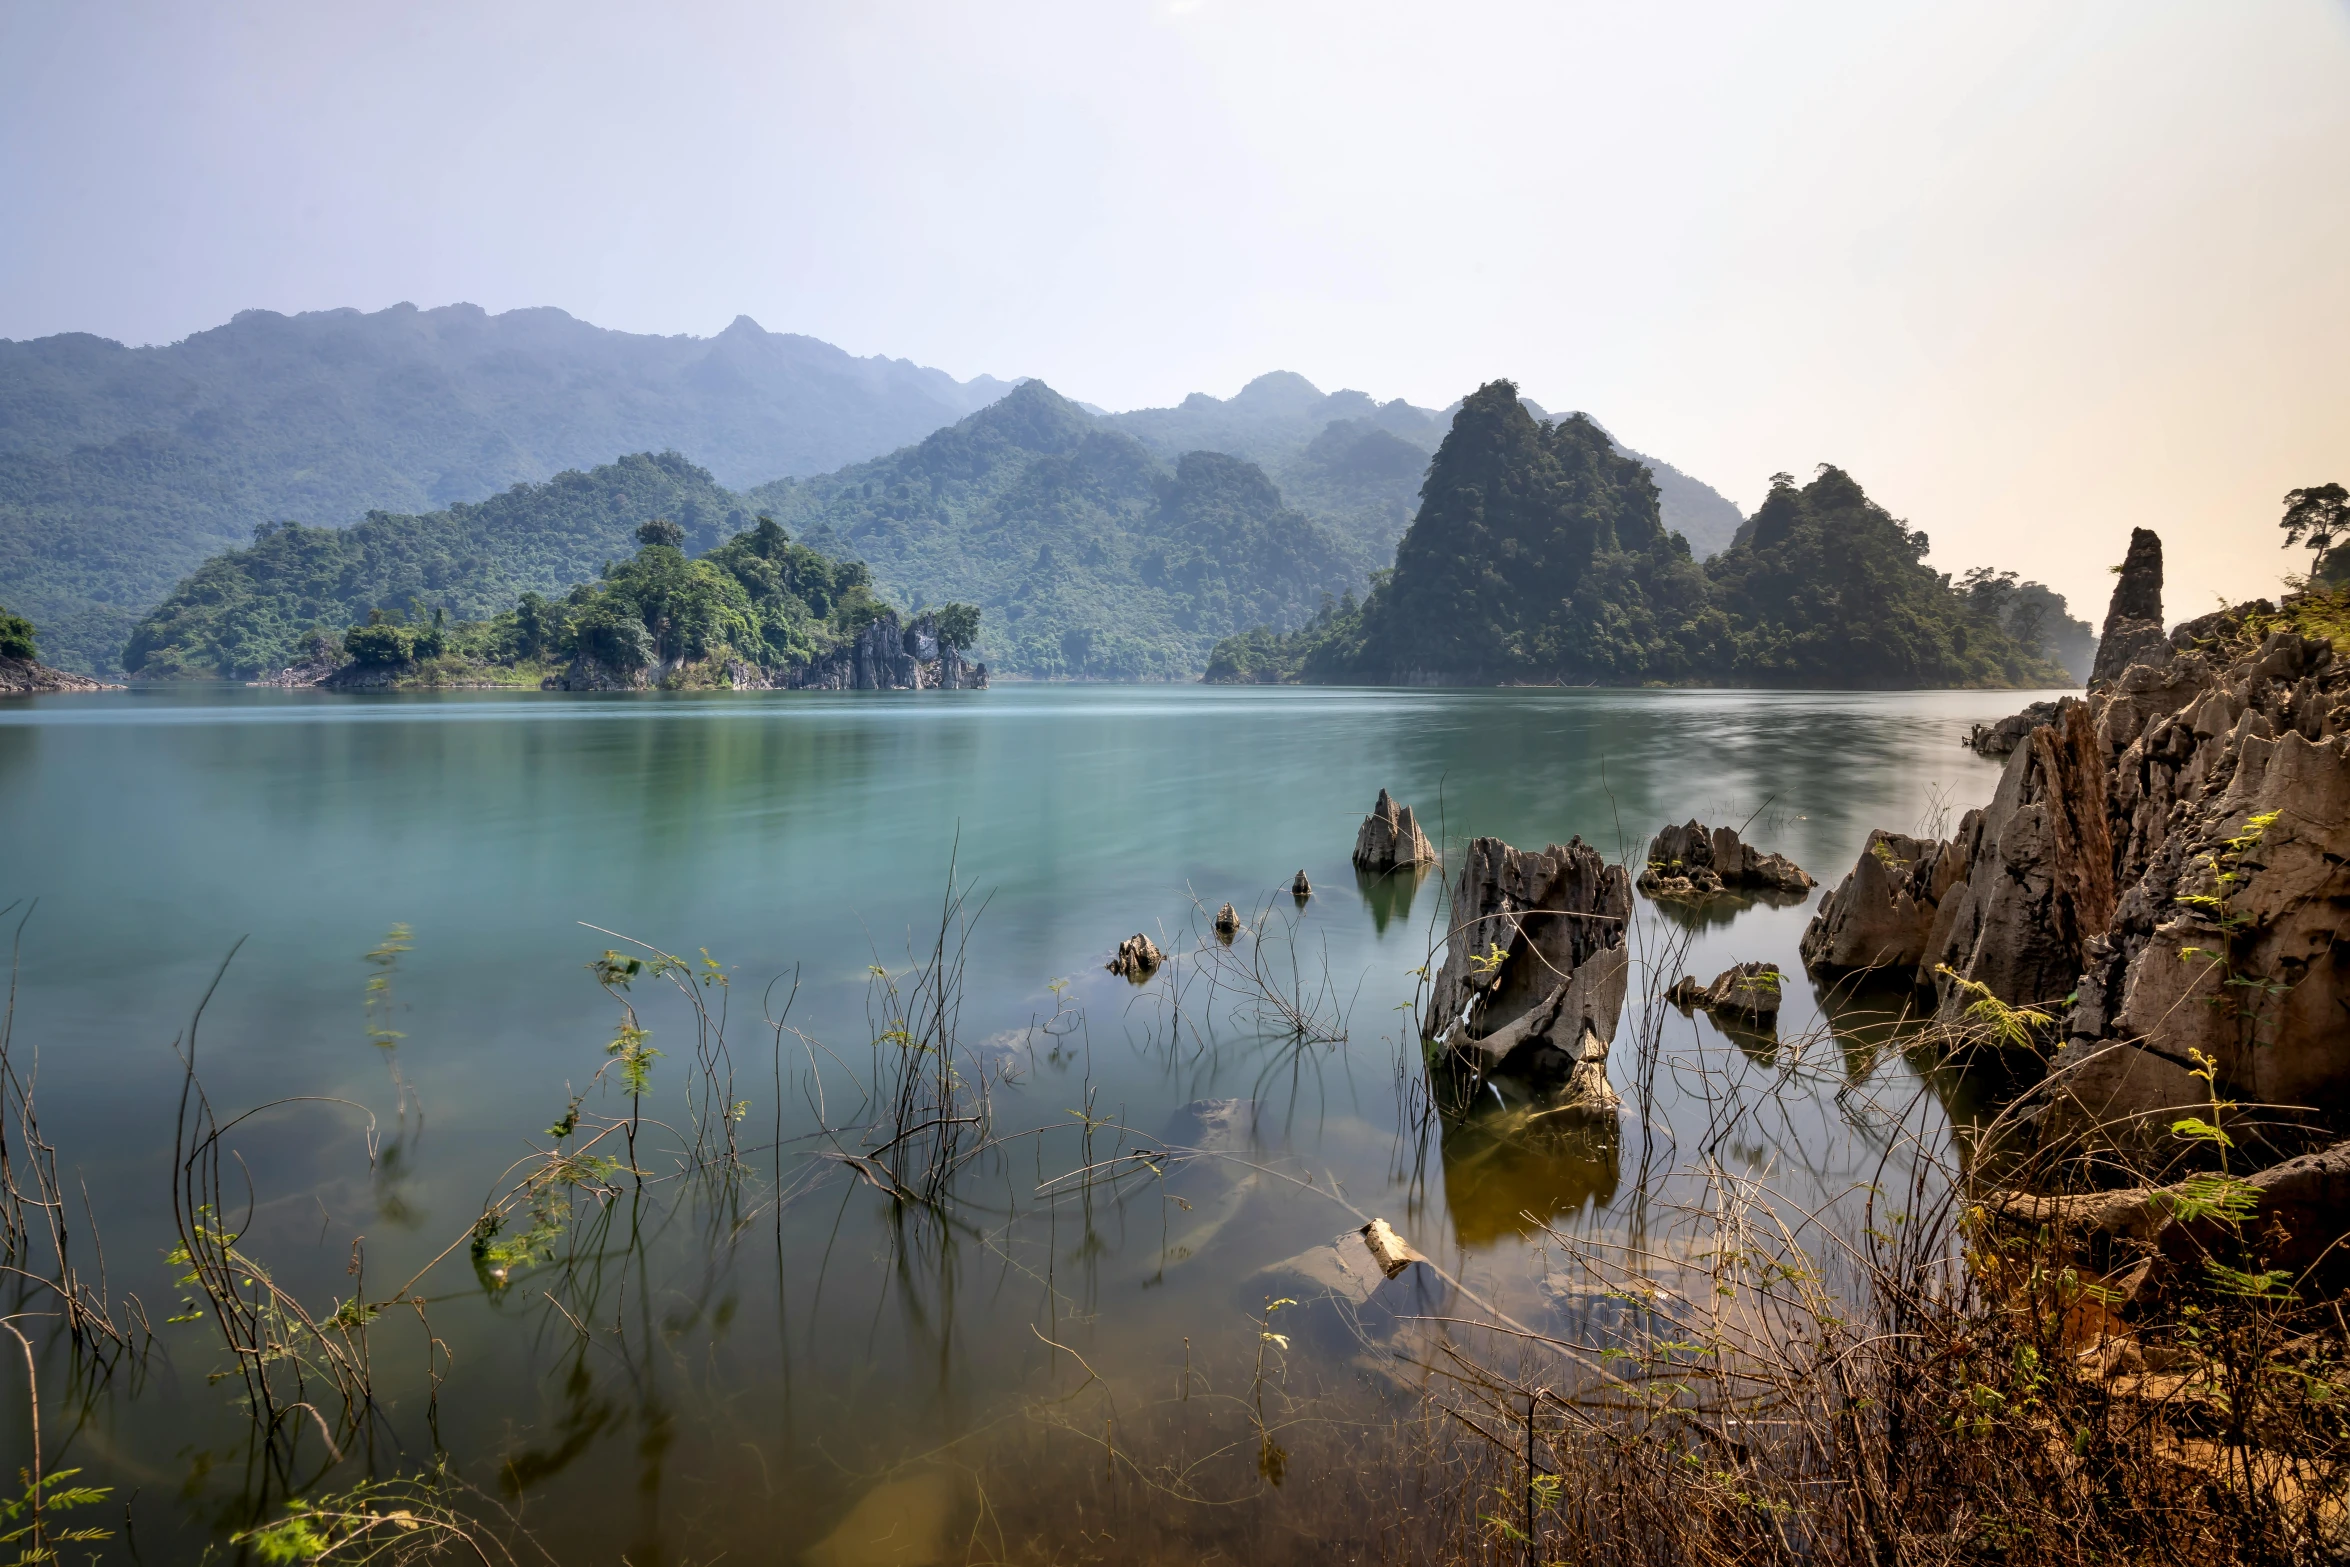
1430, 1062, 1622, 1247
1354, 864, 1433, 935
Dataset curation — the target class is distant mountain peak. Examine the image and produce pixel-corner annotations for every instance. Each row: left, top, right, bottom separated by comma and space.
1232, 370, 1328, 411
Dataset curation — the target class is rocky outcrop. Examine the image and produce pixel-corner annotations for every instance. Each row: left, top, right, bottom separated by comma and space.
1798, 830, 1973, 973
1803, 536, 2350, 1169
1967, 699, 2062, 758
1667, 962, 1784, 1022
0, 656, 121, 695
784, 610, 987, 691
1636, 820, 1813, 899
1352, 789, 1439, 871
1424, 837, 1630, 1083
1107, 933, 1165, 980
2089, 527, 2166, 688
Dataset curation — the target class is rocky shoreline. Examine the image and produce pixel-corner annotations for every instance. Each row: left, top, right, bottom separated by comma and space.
0, 654, 122, 695
1804, 528, 2349, 1182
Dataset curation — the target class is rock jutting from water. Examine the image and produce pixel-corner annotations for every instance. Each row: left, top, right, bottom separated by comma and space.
1666, 962, 1785, 1023
1802, 531, 2350, 1174
1351, 789, 1439, 872
1635, 820, 1814, 899
1424, 836, 1630, 1093
1107, 932, 1165, 980
1967, 699, 2063, 758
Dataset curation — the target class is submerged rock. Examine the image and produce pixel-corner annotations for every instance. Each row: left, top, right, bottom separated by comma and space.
1352, 789, 1439, 872
1802, 535, 2350, 1174
1107, 932, 1165, 980
1424, 836, 1630, 1084
1635, 820, 1813, 899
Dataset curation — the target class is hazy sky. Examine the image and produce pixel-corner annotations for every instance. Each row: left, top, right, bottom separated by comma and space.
5, 0, 2345, 619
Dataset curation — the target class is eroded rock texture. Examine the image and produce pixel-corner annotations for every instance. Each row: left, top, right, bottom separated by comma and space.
783, 610, 988, 691
1804, 538, 2350, 1165
2090, 527, 2167, 688
1352, 789, 1439, 871
1424, 836, 1629, 1080
1637, 820, 1813, 899
1967, 699, 2062, 758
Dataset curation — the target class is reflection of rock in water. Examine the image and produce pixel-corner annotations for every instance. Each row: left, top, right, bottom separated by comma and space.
1807, 968, 2030, 1138
1354, 863, 1430, 934
802, 1470, 967, 1567
1648, 887, 1809, 933
1432, 1064, 1622, 1247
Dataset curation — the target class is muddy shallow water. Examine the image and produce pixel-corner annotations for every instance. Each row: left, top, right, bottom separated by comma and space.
0, 682, 2064, 1563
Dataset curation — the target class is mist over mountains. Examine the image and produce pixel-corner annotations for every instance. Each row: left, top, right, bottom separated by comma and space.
0, 304, 1012, 671
2, 302, 1752, 677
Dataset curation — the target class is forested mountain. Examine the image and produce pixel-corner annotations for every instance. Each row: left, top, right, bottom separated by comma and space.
1106, 373, 1748, 569
129, 384, 1361, 682
1, 304, 1012, 673
742, 381, 1357, 677
123, 453, 750, 679
1205, 382, 2073, 690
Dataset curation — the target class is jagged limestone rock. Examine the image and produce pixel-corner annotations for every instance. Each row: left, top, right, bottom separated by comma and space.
1107, 932, 1165, 980
1636, 819, 1813, 899
1352, 789, 1439, 872
784, 610, 988, 691
2089, 526, 2167, 688
1424, 836, 1629, 1079
1803, 541, 2350, 1171
1967, 699, 2062, 758
1799, 829, 1971, 974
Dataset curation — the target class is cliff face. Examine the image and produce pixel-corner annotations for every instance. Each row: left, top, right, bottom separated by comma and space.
1803, 538, 2350, 1167
774, 610, 987, 691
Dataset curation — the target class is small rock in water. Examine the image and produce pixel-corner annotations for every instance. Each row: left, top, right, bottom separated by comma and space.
1635, 819, 1813, 900
1291, 869, 1312, 899
1213, 902, 1241, 941
1664, 963, 1783, 1023
1107, 932, 1165, 980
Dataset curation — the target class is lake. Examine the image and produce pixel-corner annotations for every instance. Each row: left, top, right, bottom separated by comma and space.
0, 682, 2057, 1564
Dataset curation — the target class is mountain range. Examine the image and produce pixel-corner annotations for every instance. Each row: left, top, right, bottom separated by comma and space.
0, 304, 1011, 672
4, 303, 1751, 676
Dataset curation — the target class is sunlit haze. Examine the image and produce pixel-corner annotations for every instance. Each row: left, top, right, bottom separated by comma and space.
5, 0, 2344, 617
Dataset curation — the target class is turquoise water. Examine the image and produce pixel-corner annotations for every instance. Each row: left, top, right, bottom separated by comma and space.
0, 683, 2053, 1563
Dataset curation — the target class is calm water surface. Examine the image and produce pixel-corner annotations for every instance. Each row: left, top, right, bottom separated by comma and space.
0, 683, 2059, 1563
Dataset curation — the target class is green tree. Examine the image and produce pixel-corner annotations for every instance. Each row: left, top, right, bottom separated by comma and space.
0, 602, 37, 661
934, 602, 982, 651
343, 610, 415, 667
2281, 482, 2349, 582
